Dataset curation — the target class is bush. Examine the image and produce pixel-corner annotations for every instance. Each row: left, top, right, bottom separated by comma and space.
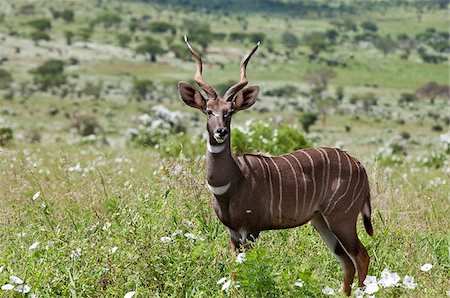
0, 126, 13, 146
299, 112, 318, 133
30, 59, 66, 91
263, 85, 299, 98
232, 120, 313, 156
70, 113, 102, 136
132, 79, 153, 101
0, 69, 13, 89
375, 137, 407, 166
432, 123, 443, 132
128, 106, 204, 157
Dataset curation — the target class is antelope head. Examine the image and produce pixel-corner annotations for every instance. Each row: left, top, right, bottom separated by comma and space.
178, 36, 260, 146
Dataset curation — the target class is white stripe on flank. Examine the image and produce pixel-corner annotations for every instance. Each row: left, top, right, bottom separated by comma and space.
344, 164, 362, 213
260, 157, 274, 219
268, 157, 283, 223
325, 148, 342, 213
207, 141, 225, 154
281, 156, 298, 218
288, 153, 307, 213
317, 148, 331, 206
299, 151, 316, 213
207, 182, 231, 195
345, 176, 366, 213
309, 148, 326, 210
327, 153, 353, 213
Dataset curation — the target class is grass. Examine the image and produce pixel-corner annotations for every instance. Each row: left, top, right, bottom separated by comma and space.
0, 143, 448, 297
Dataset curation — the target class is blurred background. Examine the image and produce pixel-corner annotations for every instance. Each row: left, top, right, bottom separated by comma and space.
0, 0, 449, 297
0, 0, 448, 157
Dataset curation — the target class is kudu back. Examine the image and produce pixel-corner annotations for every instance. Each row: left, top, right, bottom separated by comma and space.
178, 36, 373, 296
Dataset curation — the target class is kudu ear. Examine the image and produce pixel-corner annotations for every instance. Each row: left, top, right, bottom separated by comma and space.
178, 81, 206, 111
233, 86, 259, 112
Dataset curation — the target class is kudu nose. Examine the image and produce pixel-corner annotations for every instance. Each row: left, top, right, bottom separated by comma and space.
216, 128, 228, 137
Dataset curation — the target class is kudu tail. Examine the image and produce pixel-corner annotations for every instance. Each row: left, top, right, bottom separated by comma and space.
361, 193, 374, 236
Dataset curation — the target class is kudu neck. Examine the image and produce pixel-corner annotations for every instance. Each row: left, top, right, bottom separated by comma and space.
205, 137, 240, 186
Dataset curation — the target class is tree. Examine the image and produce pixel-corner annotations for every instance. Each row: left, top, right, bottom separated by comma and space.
0, 69, 13, 89
61, 9, 74, 22
64, 30, 74, 45
373, 36, 397, 56
132, 79, 153, 100
129, 18, 138, 33
416, 82, 450, 104
27, 18, 52, 31
282, 31, 299, 52
360, 21, 378, 32
77, 27, 93, 42
185, 21, 211, 51
304, 67, 336, 90
397, 35, 417, 60
314, 97, 338, 131
249, 32, 266, 43
31, 31, 50, 45
303, 32, 329, 57
148, 21, 176, 35
325, 29, 339, 44
299, 112, 318, 133
96, 12, 122, 29
117, 33, 131, 48
30, 59, 66, 91
135, 37, 164, 62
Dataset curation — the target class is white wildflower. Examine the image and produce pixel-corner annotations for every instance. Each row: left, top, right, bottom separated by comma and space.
16, 232, 26, 237
322, 286, 335, 295
124, 291, 136, 298
183, 219, 194, 228
217, 277, 227, 284
160, 237, 172, 243
294, 280, 304, 287
363, 275, 377, 286
236, 253, 246, 264
172, 229, 182, 236
354, 288, 364, 297
102, 222, 111, 231
0, 266, 3, 273
111, 247, 119, 253
9, 276, 23, 285
32, 191, 40, 201
402, 275, 416, 290
365, 283, 379, 294
14, 284, 30, 294
221, 280, 231, 291
29, 241, 40, 250
1, 284, 14, 290
420, 263, 432, 272
378, 268, 400, 288
184, 233, 195, 240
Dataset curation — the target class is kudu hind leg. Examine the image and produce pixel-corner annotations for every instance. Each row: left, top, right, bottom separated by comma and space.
325, 217, 370, 289
311, 214, 355, 295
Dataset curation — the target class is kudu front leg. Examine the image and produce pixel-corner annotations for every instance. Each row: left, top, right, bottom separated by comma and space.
228, 229, 260, 257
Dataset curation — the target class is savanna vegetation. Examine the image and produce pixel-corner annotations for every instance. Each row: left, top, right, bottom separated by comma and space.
0, 0, 449, 297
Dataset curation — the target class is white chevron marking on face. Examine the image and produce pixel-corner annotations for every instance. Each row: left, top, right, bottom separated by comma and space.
207, 182, 231, 195
207, 141, 226, 153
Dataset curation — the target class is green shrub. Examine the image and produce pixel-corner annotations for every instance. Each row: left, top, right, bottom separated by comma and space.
299, 112, 318, 133
0, 126, 13, 146
0, 69, 13, 89
232, 120, 313, 156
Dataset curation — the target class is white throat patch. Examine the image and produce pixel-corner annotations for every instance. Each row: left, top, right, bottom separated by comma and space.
207, 182, 231, 195
207, 141, 225, 154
